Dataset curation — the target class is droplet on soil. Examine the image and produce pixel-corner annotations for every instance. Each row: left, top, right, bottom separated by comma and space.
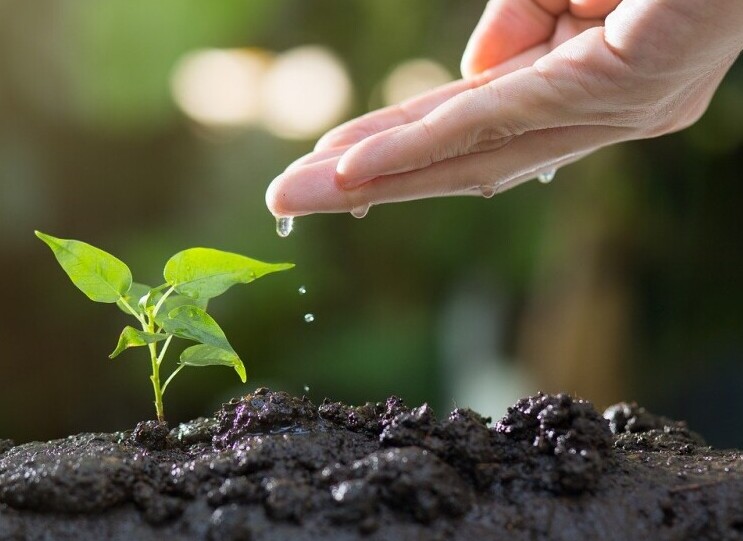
350, 205, 370, 219
479, 185, 496, 199
538, 169, 557, 184
276, 216, 294, 237
304, 313, 315, 323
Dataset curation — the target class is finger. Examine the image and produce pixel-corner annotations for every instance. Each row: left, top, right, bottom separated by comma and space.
286, 144, 352, 171
461, 0, 559, 78
314, 46, 549, 152
267, 156, 345, 217
459, 148, 594, 197
335, 66, 576, 188
338, 26, 633, 188
266, 125, 631, 216
461, 0, 622, 78
551, 15, 604, 47
569, 0, 621, 19
315, 79, 473, 152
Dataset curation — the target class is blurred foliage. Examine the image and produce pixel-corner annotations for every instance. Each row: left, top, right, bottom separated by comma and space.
0, 0, 742, 447
69, 0, 283, 131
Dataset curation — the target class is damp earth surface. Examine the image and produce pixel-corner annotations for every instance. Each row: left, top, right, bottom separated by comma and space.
1, 389, 743, 540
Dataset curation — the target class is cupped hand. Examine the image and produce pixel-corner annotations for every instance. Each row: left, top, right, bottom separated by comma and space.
266, 0, 743, 216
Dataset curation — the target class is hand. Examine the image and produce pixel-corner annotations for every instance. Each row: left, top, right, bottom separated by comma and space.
266, 0, 743, 217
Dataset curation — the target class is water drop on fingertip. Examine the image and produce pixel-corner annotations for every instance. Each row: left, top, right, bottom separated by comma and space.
479, 185, 496, 199
298, 285, 306, 295
350, 204, 370, 219
304, 313, 315, 323
276, 216, 294, 237
538, 169, 557, 184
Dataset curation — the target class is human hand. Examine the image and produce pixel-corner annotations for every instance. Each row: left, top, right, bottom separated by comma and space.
266, 0, 743, 217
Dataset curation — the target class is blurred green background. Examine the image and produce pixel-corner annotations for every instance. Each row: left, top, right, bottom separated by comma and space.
1, 0, 742, 446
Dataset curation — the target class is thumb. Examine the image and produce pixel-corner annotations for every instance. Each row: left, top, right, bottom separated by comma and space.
461, 0, 555, 78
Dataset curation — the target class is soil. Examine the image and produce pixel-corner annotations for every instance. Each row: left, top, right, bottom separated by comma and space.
1, 388, 743, 541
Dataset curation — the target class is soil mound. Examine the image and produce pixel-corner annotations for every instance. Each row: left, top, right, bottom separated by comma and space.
1, 389, 741, 541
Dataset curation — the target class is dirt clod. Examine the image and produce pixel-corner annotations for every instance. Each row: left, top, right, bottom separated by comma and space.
0, 440, 13, 456
132, 420, 170, 451
605, 401, 706, 453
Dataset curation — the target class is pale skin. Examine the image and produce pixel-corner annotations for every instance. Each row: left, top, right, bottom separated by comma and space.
265, 0, 743, 217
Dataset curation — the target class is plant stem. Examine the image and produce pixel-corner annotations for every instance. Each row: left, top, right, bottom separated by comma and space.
119, 294, 165, 420
118, 297, 147, 327
139, 310, 166, 422
152, 286, 175, 319
161, 364, 185, 395
157, 335, 173, 365
148, 341, 165, 422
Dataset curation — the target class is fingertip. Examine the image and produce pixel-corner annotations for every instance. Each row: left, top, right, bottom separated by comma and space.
266, 157, 354, 215
315, 124, 370, 152
460, 48, 478, 80
314, 132, 337, 151
569, 0, 621, 19
266, 170, 318, 216
314, 121, 362, 151
335, 149, 372, 190
335, 149, 351, 176
265, 175, 290, 217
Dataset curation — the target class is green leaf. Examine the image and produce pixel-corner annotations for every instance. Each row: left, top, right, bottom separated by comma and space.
179, 344, 246, 383
110, 326, 167, 358
116, 282, 151, 316
164, 294, 208, 312
160, 305, 233, 352
163, 247, 293, 300
153, 294, 208, 325
35, 231, 132, 304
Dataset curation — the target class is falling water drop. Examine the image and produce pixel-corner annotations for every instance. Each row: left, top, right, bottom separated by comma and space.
304, 313, 315, 323
298, 285, 307, 295
538, 169, 557, 184
479, 185, 496, 199
303, 385, 310, 393
276, 216, 294, 237
350, 205, 370, 219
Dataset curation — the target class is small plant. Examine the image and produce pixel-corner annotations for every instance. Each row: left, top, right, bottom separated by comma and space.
35, 231, 293, 422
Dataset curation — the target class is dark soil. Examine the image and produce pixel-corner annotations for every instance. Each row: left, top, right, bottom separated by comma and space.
1, 388, 743, 540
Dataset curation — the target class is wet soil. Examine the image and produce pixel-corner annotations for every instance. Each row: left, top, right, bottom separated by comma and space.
1, 389, 743, 540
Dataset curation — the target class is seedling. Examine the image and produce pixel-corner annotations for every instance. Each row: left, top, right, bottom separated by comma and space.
35, 231, 293, 422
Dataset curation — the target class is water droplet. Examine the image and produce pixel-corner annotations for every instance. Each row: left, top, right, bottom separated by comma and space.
479, 185, 496, 199
276, 216, 294, 237
298, 285, 307, 295
303, 385, 310, 392
538, 169, 557, 184
350, 204, 370, 219
304, 313, 315, 323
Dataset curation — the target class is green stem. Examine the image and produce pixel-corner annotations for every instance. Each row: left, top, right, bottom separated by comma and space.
141, 311, 165, 422
118, 297, 147, 327
148, 341, 165, 422
161, 364, 185, 396
152, 286, 175, 319
157, 335, 174, 365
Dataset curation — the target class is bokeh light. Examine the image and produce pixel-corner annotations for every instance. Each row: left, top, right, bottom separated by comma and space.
260, 46, 352, 140
381, 58, 453, 106
171, 48, 271, 128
